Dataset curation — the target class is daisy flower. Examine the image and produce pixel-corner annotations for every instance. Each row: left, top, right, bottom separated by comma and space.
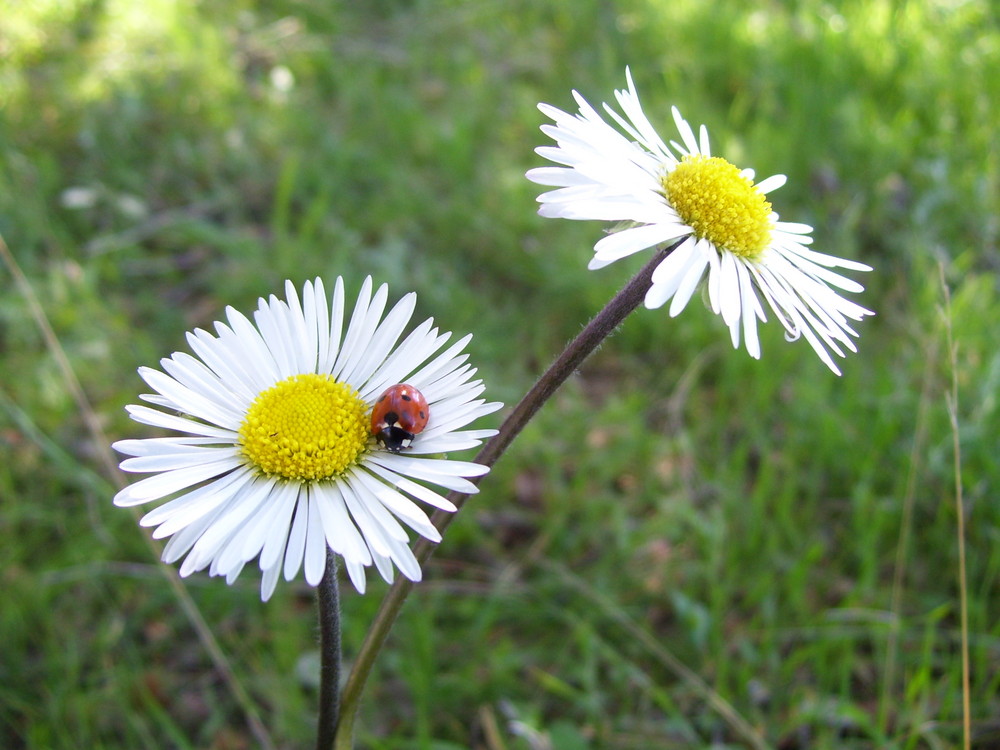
526, 68, 874, 374
113, 277, 502, 600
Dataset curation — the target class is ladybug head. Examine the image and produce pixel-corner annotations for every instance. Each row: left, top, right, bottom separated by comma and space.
374, 422, 415, 453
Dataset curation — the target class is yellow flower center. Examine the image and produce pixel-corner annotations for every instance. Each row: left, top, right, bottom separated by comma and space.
239, 374, 370, 481
662, 155, 772, 260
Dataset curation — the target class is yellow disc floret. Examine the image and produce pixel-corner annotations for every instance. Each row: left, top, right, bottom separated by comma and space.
239, 374, 369, 481
663, 155, 772, 260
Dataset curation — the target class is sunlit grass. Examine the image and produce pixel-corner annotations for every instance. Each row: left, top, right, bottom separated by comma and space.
2, 0, 999, 748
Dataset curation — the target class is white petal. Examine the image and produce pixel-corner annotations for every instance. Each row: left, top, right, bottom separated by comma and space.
319, 277, 346, 375
667, 239, 712, 318
253, 296, 295, 378
114, 457, 243, 506
222, 559, 245, 584
698, 123, 711, 156
592, 223, 691, 266
360, 319, 442, 400
705, 242, 723, 314
343, 559, 368, 593
303, 491, 328, 586
526, 166, 586, 186
369, 549, 396, 584
409, 433, 490, 454
203, 322, 273, 396
114, 436, 230, 457
184, 329, 258, 404
645, 237, 701, 310
248, 481, 299, 570
162, 508, 219, 565
369, 453, 488, 486
138, 367, 240, 430
307, 278, 332, 376
223, 305, 281, 388
403, 333, 473, 390
347, 477, 411, 544
119, 445, 239, 473
755, 174, 787, 194
341, 291, 416, 387
333, 277, 383, 380
360, 460, 458, 512
282, 496, 309, 582
671, 106, 700, 156
282, 279, 319, 374
181, 477, 275, 574
313, 483, 372, 566
348, 467, 441, 542
161, 352, 246, 414
340, 479, 395, 557
718, 250, 742, 326
773, 221, 814, 236
260, 557, 282, 601
420, 398, 503, 437
771, 240, 873, 283
382, 534, 422, 582
736, 261, 762, 359
649, 236, 697, 286
122, 405, 236, 440
141, 466, 254, 536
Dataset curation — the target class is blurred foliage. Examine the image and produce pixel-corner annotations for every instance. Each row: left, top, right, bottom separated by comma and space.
1, 0, 999, 748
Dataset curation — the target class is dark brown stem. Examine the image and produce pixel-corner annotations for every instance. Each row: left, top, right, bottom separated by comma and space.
334, 242, 677, 748
315, 550, 342, 750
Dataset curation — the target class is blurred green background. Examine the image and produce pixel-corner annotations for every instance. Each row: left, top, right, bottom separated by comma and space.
2, 0, 999, 748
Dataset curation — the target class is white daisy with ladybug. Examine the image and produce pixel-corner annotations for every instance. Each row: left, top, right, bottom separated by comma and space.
112, 277, 502, 599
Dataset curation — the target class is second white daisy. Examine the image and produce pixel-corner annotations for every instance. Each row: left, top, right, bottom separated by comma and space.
526, 68, 874, 374
113, 277, 502, 599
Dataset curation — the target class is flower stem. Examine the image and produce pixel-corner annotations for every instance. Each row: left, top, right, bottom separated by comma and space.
316, 549, 342, 750
334, 242, 677, 748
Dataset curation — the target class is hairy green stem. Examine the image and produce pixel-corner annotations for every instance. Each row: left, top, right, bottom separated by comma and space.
333, 242, 676, 748
316, 550, 342, 750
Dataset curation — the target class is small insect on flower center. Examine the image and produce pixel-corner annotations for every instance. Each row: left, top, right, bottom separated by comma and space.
662, 155, 772, 260
239, 374, 370, 481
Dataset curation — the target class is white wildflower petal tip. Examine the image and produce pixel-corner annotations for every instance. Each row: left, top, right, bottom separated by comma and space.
527, 68, 874, 371
112, 277, 501, 600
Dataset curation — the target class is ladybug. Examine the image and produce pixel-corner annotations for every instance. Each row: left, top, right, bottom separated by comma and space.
370, 383, 429, 453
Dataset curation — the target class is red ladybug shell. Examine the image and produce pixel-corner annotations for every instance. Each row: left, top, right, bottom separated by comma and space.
371, 384, 429, 452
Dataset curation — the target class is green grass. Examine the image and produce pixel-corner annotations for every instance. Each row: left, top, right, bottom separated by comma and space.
2, 0, 999, 747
